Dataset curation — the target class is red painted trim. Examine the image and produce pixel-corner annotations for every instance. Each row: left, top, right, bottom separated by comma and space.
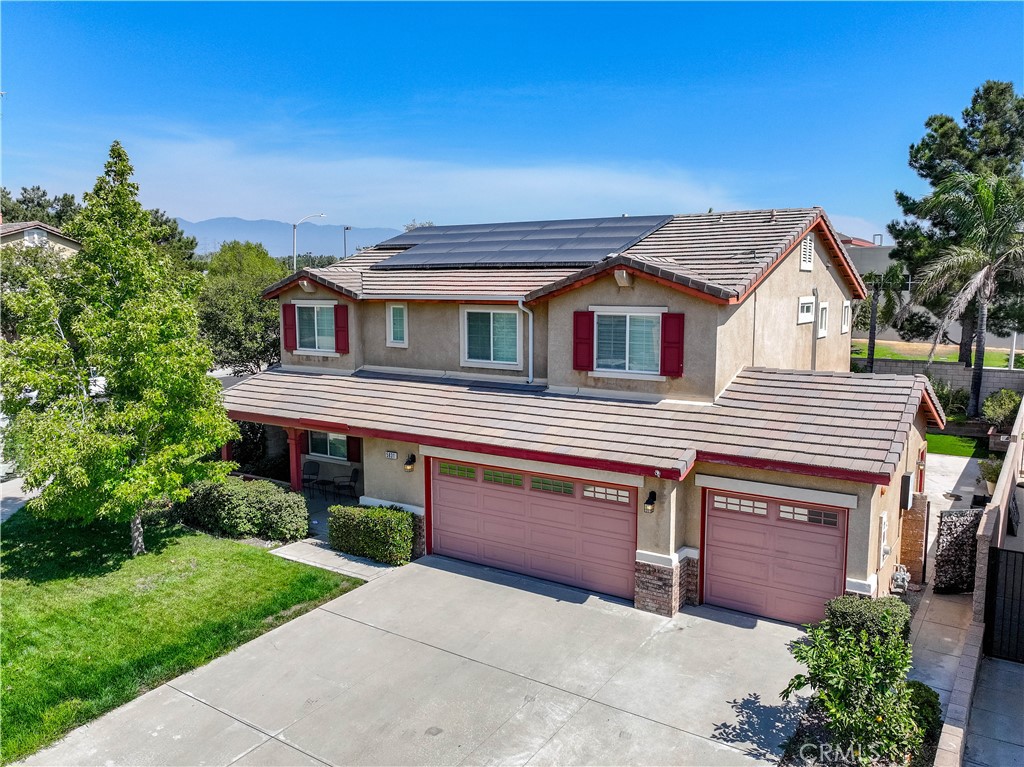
424, 455, 433, 555
698, 487, 707, 605
810, 217, 868, 301
285, 428, 303, 492
695, 450, 890, 486
920, 390, 945, 429
221, 442, 234, 462
264, 277, 357, 301
298, 417, 350, 432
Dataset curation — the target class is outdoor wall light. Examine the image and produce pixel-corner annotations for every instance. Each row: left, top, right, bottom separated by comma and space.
643, 491, 657, 513
403, 454, 417, 472
916, 459, 926, 471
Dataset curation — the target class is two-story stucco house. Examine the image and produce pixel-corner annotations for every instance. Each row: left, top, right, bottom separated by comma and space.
0, 221, 82, 255
223, 208, 944, 623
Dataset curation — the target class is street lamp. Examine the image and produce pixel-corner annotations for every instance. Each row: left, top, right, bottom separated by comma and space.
292, 213, 326, 271
343, 226, 353, 259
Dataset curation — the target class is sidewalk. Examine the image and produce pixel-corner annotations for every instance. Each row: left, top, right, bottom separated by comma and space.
965, 658, 1024, 767
271, 538, 397, 582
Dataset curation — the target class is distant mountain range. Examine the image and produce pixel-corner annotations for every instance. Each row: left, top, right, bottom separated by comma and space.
176, 217, 401, 259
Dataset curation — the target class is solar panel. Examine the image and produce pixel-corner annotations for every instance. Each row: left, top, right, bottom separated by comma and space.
371, 215, 672, 270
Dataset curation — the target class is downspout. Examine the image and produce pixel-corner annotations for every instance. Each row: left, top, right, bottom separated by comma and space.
811, 287, 819, 371
518, 299, 534, 384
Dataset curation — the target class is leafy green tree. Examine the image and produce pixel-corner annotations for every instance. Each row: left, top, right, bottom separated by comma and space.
1, 185, 82, 228
888, 81, 1024, 362
149, 208, 199, 267
199, 241, 288, 375
0, 141, 236, 555
915, 173, 1024, 416
854, 263, 909, 372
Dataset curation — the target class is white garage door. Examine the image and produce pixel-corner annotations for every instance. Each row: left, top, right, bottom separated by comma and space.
431, 460, 637, 599
704, 490, 846, 624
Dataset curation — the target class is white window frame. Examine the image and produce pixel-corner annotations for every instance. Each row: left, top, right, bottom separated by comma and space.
459, 305, 522, 370
797, 296, 815, 325
817, 302, 829, 339
879, 513, 889, 565
307, 430, 349, 462
590, 305, 666, 377
799, 236, 814, 272
292, 300, 338, 355
841, 300, 851, 334
386, 302, 408, 348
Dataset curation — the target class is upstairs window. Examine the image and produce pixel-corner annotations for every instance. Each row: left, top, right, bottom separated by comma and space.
387, 303, 408, 348
817, 303, 829, 339
308, 430, 348, 460
595, 312, 661, 374
797, 296, 815, 325
296, 304, 336, 351
799, 237, 814, 271
462, 307, 520, 367
841, 300, 851, 334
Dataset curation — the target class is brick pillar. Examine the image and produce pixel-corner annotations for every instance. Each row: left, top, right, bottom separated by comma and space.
634, 560, 679, 616
286, 428, 303, 492
900, 493, 928, 584
678, 556, 699, 609
411, 514, 426, 560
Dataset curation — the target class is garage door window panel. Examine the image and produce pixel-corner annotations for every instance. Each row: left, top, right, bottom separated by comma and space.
439, 462, 476, 480
713, 494, 768, 515
779, 504, 840, 527
530, 477, 575, 496
582, 484, 631, 504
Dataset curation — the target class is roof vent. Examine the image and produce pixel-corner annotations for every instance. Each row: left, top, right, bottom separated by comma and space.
718, 214, 725, 223
770, 209, 777, 222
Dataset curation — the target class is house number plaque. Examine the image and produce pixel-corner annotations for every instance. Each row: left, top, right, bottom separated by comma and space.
385, 451, 398, 460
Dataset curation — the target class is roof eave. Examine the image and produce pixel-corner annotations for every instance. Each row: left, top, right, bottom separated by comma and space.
262, 270, 359, 301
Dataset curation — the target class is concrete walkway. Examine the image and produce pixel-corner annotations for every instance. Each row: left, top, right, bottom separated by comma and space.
1, 477, 35, 523
23, 556, 807, 767
965, 658, 1024, 767
271, 539, 397, 581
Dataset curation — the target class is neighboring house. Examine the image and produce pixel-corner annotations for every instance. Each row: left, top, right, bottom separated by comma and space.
0, 220, 82, 255
223, 208, 944, 623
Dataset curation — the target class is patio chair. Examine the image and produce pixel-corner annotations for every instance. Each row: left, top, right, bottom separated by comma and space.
332, 467, 361, 500
301, 461, 320, 494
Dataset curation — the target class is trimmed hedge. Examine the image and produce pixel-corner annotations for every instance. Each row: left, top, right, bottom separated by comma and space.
909, 680, 943, 767
178, 478, 309, 542
824, 595, 912, 641
328, 504, 413, 566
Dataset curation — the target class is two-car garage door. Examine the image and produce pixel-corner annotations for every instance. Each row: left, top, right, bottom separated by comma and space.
703, 490, 847, 624
431, 459, 637, 599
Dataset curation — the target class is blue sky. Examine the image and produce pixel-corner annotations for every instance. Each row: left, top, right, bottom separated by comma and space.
2, 2, 1021, 238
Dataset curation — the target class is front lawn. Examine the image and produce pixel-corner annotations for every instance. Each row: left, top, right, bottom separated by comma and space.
0, 511, 359, 763
851, 340, 1014, 368
926, 433, 988, 458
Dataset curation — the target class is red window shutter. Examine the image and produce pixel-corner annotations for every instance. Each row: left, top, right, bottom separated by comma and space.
334, 304, 350, 354
660, 313, 685, 377
346, 436, 362, 463
573, 311, 594, 371
282, 303, 297, 352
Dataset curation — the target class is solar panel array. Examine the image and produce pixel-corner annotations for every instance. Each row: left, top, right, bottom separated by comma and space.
371, 215, 673, 270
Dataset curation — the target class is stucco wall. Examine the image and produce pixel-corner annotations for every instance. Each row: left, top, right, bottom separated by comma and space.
278, 284, 361, 372
720, 230, 853, 383
360, 437, 424, 508
545, 273, 721, 400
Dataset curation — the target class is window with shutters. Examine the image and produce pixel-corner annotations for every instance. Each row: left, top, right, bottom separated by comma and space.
293, 302, 336, 352
387, 302, 408, 348
308, 430, 348, 460
460, 306, 521, 369
799, 237, 814, 271
591, 308, 662, 374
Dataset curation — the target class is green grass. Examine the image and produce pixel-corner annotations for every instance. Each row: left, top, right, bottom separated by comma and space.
851, 342, 1012, 368
925, 433, 989, 458
0, 511, 360, 763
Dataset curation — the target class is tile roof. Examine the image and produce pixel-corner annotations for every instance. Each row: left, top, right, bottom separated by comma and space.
224, 367, 942, 484
0, 220, 79, 242
262, 207, 865, 304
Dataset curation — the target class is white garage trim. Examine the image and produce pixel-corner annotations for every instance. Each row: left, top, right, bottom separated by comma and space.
420, 446, 645, 488
845, 575, 878, 597
695, 474, 859, 510
635, 546, 700, 567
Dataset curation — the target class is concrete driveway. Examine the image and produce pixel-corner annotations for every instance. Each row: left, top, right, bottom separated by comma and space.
25, 556, 807, 767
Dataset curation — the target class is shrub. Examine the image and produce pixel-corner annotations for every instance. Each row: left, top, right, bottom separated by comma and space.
782, 616, 922, 765
979, 457, 1004, 484
982, 388, 1022, 432
824, 595, 912, 641
177, 477, 308, 541
927, 375, 969, 416
328, 504, 413, 566
908, 680, 942, 767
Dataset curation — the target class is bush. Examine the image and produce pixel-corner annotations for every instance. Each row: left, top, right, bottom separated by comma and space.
908, 680, 942, 767
982, 388, 1022, 432
979, 457, 1004, 484
782, 617, 922, 765
177, 477, 308, 542
824, 595, 912, 641
328, 504, 413, 566
927, 375, 969, 417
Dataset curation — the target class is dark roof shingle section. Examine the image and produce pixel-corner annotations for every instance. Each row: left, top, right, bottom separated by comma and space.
224, 367, 939, 483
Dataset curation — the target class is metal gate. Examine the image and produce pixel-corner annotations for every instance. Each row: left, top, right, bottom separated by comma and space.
984, 547, 1024, 663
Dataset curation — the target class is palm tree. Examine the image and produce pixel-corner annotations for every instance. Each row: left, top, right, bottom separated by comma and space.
915, 172, 1024, 416
858, 263, 909, 373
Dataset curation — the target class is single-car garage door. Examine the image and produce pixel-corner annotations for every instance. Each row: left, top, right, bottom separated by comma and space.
431, 460, 637, 599
704, 490, 846, 624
